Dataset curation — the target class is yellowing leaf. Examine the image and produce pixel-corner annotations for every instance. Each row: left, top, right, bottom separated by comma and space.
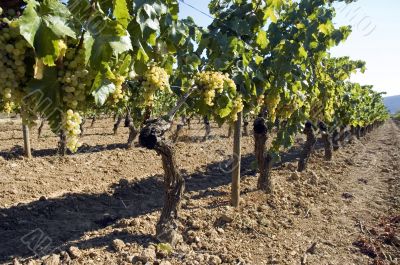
298, 46, 307, 58
256, 30, 269, 49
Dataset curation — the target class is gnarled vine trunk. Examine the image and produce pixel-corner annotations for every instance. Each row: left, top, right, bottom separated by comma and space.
172, 124, 183, 143
253, 117, 272, 193
339, 126, 346, 146
113, 115, 123, 135
58, 130, 67, 156
356, 125, 361, 139
37, 119, 45, 139
80, 117, 86, 137
90, 116, 96, 128
298, 122, 317, 172
332, 128, 340, 151
243, 117, 249, 136
126, 113, 138, 149
139, 119, 184, 245
202, 116, 211, 142
318, 122, 333, 161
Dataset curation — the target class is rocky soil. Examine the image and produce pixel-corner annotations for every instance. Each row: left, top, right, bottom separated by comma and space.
0, 118, 399, 265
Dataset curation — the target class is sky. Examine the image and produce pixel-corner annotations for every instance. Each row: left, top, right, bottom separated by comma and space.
178, 0, 400, 97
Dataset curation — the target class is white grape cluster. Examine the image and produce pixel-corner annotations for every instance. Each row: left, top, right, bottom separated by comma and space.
265, 92, 281, 122
194, 71, 227, 106
195, 71, 244, 122
142, 66, 170, 106
60, 47, 91, 110
110, 75, 127, 106
64, 109, 82, 153
230, 95, 244, 121
0, 23, 29, 114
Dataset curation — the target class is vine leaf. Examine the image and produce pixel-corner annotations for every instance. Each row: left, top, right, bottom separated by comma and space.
18, 0, 76, 66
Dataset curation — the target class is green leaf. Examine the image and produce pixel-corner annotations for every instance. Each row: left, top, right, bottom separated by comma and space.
118, 55, 132, 75
92, 78, 116, 106
18, 0, 41, 47
298, 46, 307, 58
18, 0, 76, 65
256, 30, 268, 49
25, 66, 62, 133
113, 0, 131, 28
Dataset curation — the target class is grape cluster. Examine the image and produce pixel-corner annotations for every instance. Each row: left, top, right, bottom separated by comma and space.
110, 75, 127, 106
230, 95, 244, 121
195, 71, 243, 122
60, 47, 92, 110
142, 66, 170, 106
194, 71, 226, 106
0, 21, 29, 114
64, 109, 82, 152
264, 92, 281, 122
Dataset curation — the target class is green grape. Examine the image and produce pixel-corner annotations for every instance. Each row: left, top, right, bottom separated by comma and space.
194, 71, 226, 106
109, 75, 126, 106
194, 71, 242, 122
264, 91, 281, 122
0, 23, 30, 117
141, 66, 171, 107
59, 46, 93, 111
64, 109, 83, 153
229, 95, 244, 122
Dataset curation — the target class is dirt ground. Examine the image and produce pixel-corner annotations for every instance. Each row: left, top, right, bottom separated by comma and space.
0, 118, 399, 265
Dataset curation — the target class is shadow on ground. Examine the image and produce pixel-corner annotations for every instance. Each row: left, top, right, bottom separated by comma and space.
0, 131, 333, 262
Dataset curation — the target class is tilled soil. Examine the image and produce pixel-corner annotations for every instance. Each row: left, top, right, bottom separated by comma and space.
0, 118, 399, 265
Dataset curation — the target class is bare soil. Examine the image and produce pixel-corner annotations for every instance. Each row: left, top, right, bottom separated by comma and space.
0, 118, 399, 265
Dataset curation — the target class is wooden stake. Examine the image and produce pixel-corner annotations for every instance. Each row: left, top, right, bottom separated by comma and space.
22, 124, 32, 159
231, 112, 242, 207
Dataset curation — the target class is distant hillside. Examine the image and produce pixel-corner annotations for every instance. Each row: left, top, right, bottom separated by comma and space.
384, 95, 400, 114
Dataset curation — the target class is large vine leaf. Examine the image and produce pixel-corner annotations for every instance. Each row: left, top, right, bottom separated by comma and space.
25, 67, 63, 133
18, 0, 76, 66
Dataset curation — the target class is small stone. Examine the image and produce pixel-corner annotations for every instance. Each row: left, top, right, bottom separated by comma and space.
219, 213, 234, 223
60, 251, 71, 263
159, 261, 172, 265
342, 192, 354, 199
258, 217, 270, 227
309, 171, 318, 185
137, 247, 156, 262
289, 172, 300, 181
26, 261, 39, 265
112, 239, 126, 252
381, 168, 390, 173
68, 246, 82, 259
208, 255, 222, 265
216, 228, 225, 234
257, 205, 269, 212
42, 254, 60, 265
12, 258, 22, 265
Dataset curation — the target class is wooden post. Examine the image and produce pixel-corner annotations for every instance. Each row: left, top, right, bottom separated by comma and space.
231, 112, 242, 207
22, 124, 32, 159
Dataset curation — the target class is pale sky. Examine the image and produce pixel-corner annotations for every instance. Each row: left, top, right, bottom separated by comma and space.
179, 0, 400, 97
